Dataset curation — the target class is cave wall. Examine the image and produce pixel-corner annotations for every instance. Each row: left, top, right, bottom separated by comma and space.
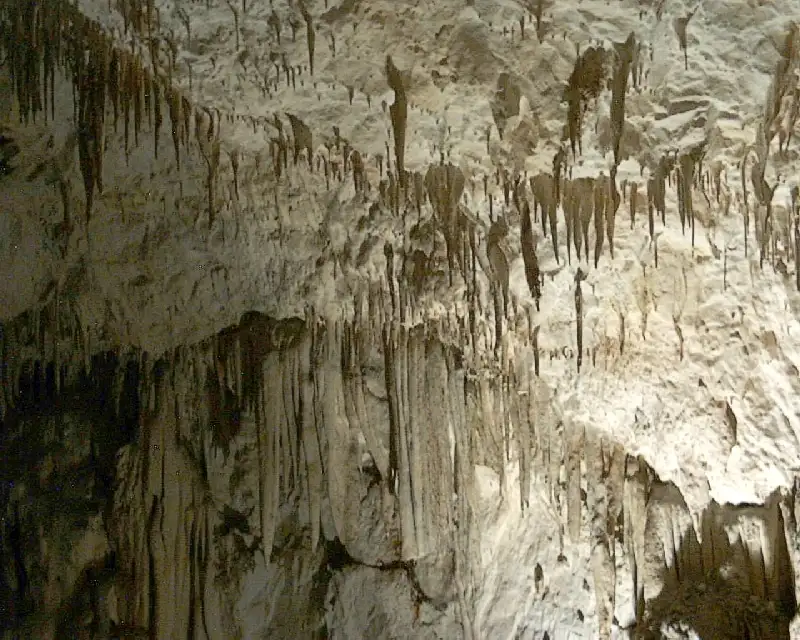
2, 309, 800, 638
1, 0, 800, 637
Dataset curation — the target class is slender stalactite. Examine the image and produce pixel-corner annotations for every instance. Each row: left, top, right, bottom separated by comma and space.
606, 166, 620, 259
143, 65, 151, 131
520, 199, 541, 310
153, 78, 161, 159
122, 51, 132, 155
181, 97, 192, 149
42, 11, 53, 123
168, 88, 182, 170
132, 53, 142, 147
75, 23, 109, 223
108, 48, 120, 132
593, 174, 606, 268
300, 2, 315, 76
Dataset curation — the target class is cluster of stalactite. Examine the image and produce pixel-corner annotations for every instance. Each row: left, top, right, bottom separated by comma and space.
562, 43, 609, 158
635, 486, 797, 638
3, 272, 800, 638
0, 0, 217, 224
763, 22, 797, 145
1, 0, 53, 126
0, 289, 87, 423
609, 33, 636, 168
0, 294, 490, 637
115, 0, 159, 40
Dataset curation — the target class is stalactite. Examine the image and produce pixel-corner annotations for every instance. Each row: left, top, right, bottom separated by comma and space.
587, 434, 615, 639
300, 2, 315, 76
386, 56, 408, 192
606, 166, 620, 259
593, 174, 607, 267
287, 114, 313, 169
256, 354, 276, 561
283, 349, 300, 496
678, 152, 696, 246
169, 88, 182, 170
578, 178, 593, 261
610, 33, 635, 167
108, 48, 120, 131
629, 180, 638, 229
624, 456, 648, 623
72, 23, 108, 223
93, 37, 108, 196
562, 179, 574, 264
647, 176, 657, 240
152, 78, 161, 159
121, 52, 132, 155
179, 97, 191, 150
425, 163, 466, 285
229, 149, 240, 200
41, 11, 53, 124
520, 199, 541, 309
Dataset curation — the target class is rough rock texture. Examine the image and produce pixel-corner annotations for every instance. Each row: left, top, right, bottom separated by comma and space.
2, 0, 800, 638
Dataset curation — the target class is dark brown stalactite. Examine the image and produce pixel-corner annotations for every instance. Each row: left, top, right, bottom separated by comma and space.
76, 131, 94, 220
579, 178, 592, 262
71, 15, 88, 125
300, 2, 315, 76
207, 107, 216, 142
143, 69, 152, 131
678, 152, 696, 246
593, 175, 606, 268
169, 88, 182, 170
520, 199, 541, 310
386, 56, 408, 192
197, 107, 221, 229
286, 114, 313, 168
109, 50, 120, 131
647, 177, 656, 239
570, 183, 582, 262
565, 87, 582, 158
122, 52, 132, 155
610, 33, 635, 167
42, 15, 53, 124
181, 97, 192, 149
230, 149, 240, 200
92, 37, 108, 196
563, 180, 574, 263
187, 516, 197, 638
132, 56, 142, 148
75, 24, 108, 223
383, 324, 399, 495
0, 0, 211, 223
153, 79, 161, 159
25, 1, 42, 123
49, 6, 57, 122
606, 166, 620, 259
553, 146, 566, 205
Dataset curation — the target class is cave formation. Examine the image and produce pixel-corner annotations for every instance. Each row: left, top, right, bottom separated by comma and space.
1, 1, 800, 639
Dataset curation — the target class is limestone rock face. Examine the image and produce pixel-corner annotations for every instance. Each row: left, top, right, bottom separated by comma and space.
2, 0, 800, 638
